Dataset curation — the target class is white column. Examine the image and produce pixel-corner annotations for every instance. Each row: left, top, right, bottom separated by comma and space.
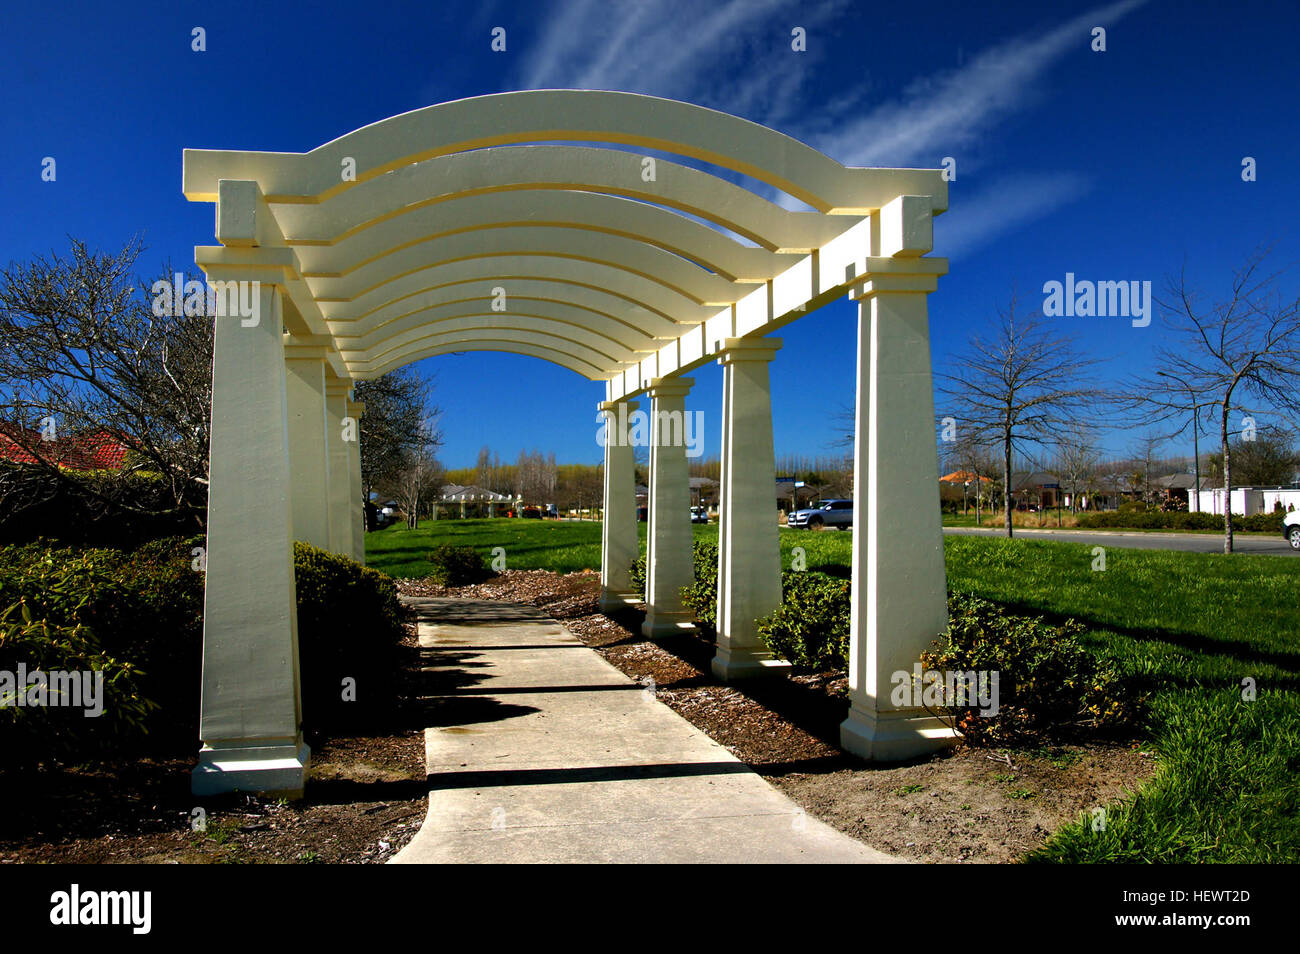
840, 282, 954, 761
346, 397, 365, 564
599, 399, 639, 611
712, 338, 787, 680
193, 282, 308, 797
284, 346, 332, 550
324, 380, 353, 556
641, 377, 695, 638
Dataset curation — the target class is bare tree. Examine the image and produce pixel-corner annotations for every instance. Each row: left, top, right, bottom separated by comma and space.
0, 238, 213, 524
355, 368, 441, 529
1126, 433, 1168, 508
1054, 422, 1101, 514
938, 292, 1107, 537
393, 447, 443, 530
1129, 247, 1300, 551
951, 430, 1000, 523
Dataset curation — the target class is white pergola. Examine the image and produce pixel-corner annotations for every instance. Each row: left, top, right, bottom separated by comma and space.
185, 90, 952, 797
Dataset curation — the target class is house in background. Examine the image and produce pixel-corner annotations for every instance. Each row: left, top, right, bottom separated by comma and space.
1154, 473, 1211, 510
0, 424, 129, 471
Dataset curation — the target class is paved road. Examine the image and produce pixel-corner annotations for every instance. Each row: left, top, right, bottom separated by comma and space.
944, 526, 1297, 556
392, 597, 895, 864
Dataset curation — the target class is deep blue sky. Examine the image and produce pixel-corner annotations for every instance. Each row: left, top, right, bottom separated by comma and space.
2, 0, 1296, 469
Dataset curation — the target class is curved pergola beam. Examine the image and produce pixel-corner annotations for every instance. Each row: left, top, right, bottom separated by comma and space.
333, 297, 659, 353
349, 334, 611, 381
184, 90, 942, 213
293, 189, 788, 284
341, 315, 644, 369
331, 279, 685, 340
319, 256, 715, 327
303, 225, 741, 306
266, 146, 849, 253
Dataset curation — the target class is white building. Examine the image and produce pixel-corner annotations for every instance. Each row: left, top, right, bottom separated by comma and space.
1193, 486, 1300, 516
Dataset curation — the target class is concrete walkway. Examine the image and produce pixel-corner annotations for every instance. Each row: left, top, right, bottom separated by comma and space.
391, 597, 894, 864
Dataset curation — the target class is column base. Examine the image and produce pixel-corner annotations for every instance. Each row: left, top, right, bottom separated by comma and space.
711, 645, 791, 681
191, 740, 311, 798
839, 703, 956, 762
598, 588, 641, 613
641, 610, 696, 639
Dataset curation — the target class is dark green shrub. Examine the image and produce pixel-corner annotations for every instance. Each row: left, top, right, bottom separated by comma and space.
0, 463, 205, 548
0, 537, 413, 765
921, 592, 1141, 745
425, 544, 492, 586
1238, 510, 1286, 533
757, 572, 851, 670
293, 542, 409, 735
678, 541, 719, 638
628, 553, 646, 599
0, 601, 157, 767
0, 537, 205, 762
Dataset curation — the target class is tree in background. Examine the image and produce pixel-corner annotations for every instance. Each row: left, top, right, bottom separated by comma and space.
512, 449, 557, 506
939, 291, 1105, 537
393, 446, 443, 529
473, 445, 504, 492
0, 239, 213, 532
1053, 422, 1101, 514
1207, 424, 1298, 488
1130, 247, 1300, 551
1124, 433, 1170, 509
355, 367, 441, 529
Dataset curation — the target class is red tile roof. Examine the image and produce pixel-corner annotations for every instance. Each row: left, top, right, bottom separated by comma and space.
0, 424, 130, 470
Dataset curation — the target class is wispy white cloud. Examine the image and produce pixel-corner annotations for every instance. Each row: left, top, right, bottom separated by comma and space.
518, 0, 842, 122
808, 0, 1147, 168
511, 0, 1147, 255
934, 171, 1092, 259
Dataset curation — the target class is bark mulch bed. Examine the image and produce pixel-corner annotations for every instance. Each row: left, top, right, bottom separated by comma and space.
397, 569, 1157, 864
0, 627, 429, 865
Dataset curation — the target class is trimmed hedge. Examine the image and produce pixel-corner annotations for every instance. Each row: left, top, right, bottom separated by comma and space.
0, 537, 205, 761
1076, 509, 1288, 532
0, 538, 410, 767
293, 541, 409, 734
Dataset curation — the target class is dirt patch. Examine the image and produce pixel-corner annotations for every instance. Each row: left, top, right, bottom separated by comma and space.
0, 629, 429, 865
397, 569, 1157, 863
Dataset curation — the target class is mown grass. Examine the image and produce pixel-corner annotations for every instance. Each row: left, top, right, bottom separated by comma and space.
365, 519, 856, 577
367, 518, 1300, 862
943, 535, 1300, 863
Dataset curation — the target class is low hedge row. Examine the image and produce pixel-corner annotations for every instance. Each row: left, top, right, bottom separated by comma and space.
1076, 509, 1288, 532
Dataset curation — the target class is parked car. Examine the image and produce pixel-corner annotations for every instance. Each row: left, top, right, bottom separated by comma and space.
691, 506, 709, 524
787, 499, 853, 529
521, 507, 543, 519
1285, 510, 1300, 550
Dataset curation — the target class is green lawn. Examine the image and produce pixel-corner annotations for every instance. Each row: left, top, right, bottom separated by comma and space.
367, 517, 1300, 862
366, 518, 856, 577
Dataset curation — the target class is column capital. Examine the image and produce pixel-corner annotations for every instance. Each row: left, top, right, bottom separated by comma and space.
850, 256, 949, 299
645, 376, 694, 399
597, 398, 639, 413
717, 337, 782, 366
